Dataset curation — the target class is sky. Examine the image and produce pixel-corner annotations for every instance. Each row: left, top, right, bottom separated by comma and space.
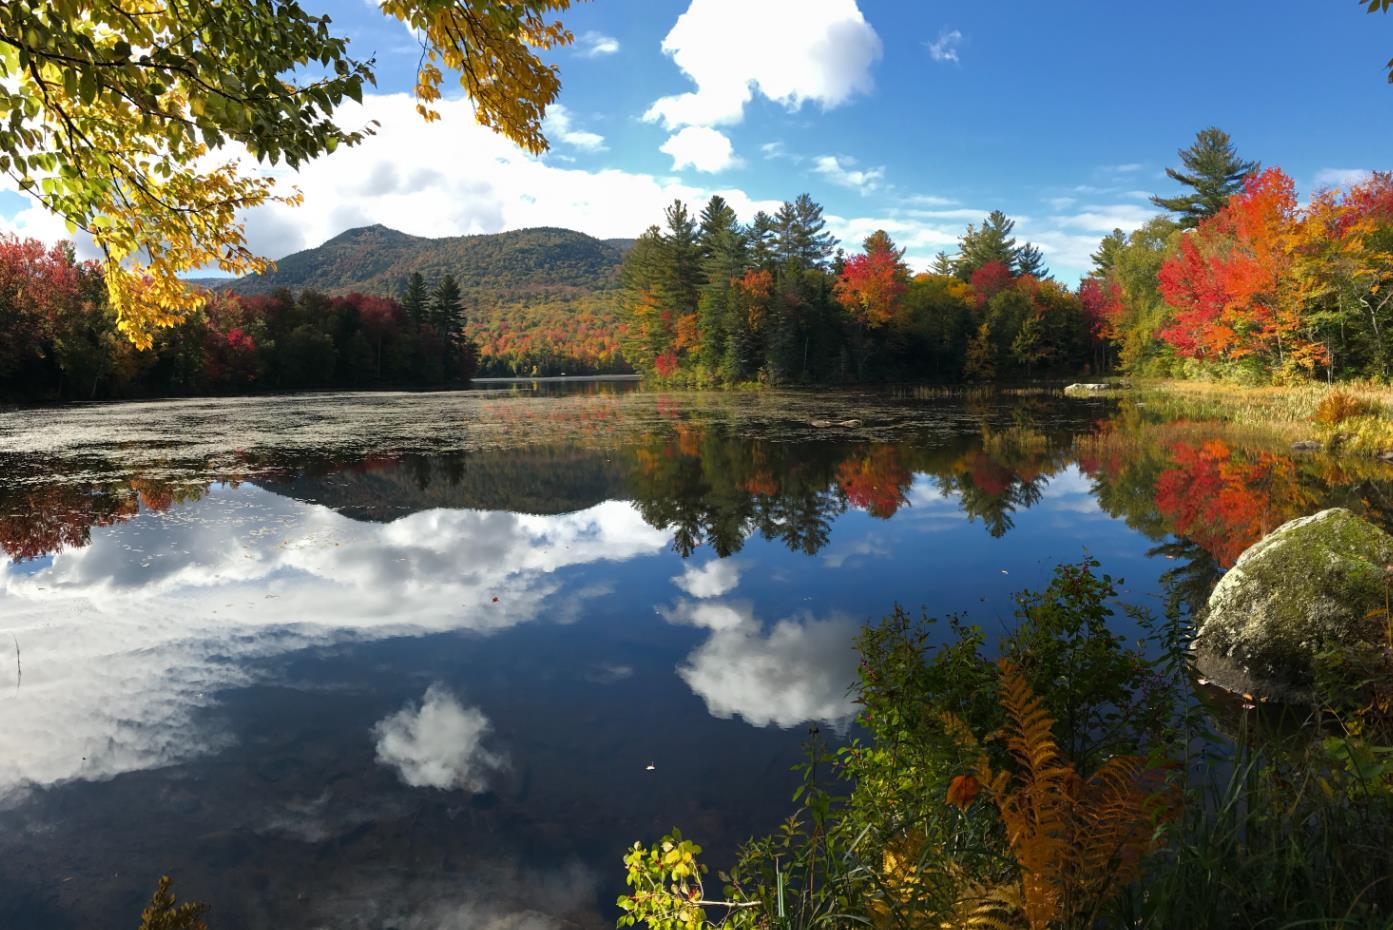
2, 0, 1391, 283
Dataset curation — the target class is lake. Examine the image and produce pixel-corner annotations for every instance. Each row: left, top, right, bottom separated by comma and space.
2, 382, 1391, 929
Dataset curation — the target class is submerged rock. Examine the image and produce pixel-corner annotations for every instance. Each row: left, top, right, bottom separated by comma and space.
1194, 508, 1393, 701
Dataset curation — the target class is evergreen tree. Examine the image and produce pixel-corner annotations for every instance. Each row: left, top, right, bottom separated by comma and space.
930, 251, 956, 276
659, 199, 702, 315
695, 196, 748, 374
401, 272, 428, 326
1015, 242, 1050, 279
774, 194, 835, 270
749, 211, 777, 270
429, 274, 464, 335
955, 210, 1019, 280
1089, 229, 1127, 278
1150, 127, 1260, 228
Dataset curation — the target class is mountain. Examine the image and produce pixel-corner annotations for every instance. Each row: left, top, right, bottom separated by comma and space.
206, 224, 626, 297
195, 225, 633, 376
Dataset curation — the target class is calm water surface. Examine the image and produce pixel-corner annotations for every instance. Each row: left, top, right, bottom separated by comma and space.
2, 382, 1392, 929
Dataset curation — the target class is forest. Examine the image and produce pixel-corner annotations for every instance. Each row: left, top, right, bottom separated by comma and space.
3, 129, 1392, 400
0, 247, 477, 399
615, 194, 1094, 384
615, 128, 1393, 388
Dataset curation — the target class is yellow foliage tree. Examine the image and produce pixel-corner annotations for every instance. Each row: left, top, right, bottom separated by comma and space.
0, 0, 577, 348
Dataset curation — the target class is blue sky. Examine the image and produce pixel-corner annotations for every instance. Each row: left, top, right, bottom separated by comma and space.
3, 1, 1391, 282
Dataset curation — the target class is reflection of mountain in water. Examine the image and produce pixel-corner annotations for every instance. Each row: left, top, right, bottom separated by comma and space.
254, 448, 628, 521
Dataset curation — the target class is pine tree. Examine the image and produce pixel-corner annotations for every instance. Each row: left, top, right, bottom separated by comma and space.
429, 274, 463, 336
931, 251, 956, 276
956, 210, 1019, 280
1150, 127, 1260, 228
774, 194, 835, 270
1015, 242, 1050, 279
695, 195, 748, 375
749, 211, 777, 270
1089, 229, 1127, 278
401, 271, 428, 327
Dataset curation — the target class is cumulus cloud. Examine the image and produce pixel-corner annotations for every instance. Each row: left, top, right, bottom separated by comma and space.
575, 30, 620, 57
541, 104, 607, 152
373, 684, 506, 792
672, 559, 741, 598
660, 126, 740, 173
644, 0, 882, 130
926, 28, 963, 64
813, 154, 885, 193
664, 600, 858, 728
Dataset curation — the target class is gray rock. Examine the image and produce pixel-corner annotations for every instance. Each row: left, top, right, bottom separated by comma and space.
1064, 383, 1114, 396
1194, 508, 1393, 701
1291, 440, 1321, 451
810, 420, 833, 429
837, 419, 863, 428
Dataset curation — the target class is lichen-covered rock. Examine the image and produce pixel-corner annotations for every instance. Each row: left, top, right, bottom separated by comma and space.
1194, 507, 1393, 700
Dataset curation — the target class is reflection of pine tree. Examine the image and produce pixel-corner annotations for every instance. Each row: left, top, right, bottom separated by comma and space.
1150, 538, 1223, 619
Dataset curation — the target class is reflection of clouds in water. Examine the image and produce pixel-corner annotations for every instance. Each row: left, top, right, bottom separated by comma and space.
664, 600, 858, 729
1042, 467, 1103, 515
306, 860, 600, 930
374, 684, 506, 792
0, 486, 668, 798
821, 536, 887, 569
672, 559, 741, 598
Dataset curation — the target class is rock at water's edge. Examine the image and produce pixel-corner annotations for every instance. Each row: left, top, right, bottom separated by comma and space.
1194, 507, 1393, 701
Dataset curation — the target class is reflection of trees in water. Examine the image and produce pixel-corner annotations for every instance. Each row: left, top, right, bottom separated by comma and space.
0, 473, 215, 562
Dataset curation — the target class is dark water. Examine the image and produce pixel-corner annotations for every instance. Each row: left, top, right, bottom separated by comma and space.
2, 383, 1392, 929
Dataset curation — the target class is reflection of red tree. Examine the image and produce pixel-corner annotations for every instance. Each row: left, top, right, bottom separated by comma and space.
969, 453, 1014, 496
838, 445, 912, 519
1, 479, 211, 563
0, 485, 138, 562
1154, 439, 1297, 567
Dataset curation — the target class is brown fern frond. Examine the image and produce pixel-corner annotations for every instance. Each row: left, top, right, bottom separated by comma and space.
956, 881, 1026, 929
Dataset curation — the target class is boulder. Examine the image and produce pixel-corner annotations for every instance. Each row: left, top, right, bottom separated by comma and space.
1291, 439, 1321, 452
1064, 383, 1114, 396
1194, 508, 1393, 701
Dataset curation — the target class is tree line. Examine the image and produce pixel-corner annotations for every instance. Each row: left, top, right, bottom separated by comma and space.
0, 249, 477, 400
616, 195, 1102, 384
1088, 127, 1393, 383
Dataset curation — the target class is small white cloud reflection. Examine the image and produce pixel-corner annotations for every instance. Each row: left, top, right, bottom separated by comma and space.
664, 600, 858, 729
672, 558, 742, 598
373, 685, 506, 792
0, 486, 669, 799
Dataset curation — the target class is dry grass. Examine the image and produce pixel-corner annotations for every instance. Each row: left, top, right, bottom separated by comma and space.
1133, 379, 1393, 455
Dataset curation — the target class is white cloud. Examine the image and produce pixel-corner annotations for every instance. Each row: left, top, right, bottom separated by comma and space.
541, 104, 607, 152
1314, 168, 1372, 190
813, 154, 884, 193
373, 684, 506, 792
672, 559, 742, 598
926, 28, 963, 64
575, 30, 620, 57
98, 92, 782, 260
660, 126, 740, 173
665, 600, 858, 728
0, 483, 669, 799
644, 0, 882, 130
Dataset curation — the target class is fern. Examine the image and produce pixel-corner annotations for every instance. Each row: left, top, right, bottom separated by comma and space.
978, 661, 1172, 930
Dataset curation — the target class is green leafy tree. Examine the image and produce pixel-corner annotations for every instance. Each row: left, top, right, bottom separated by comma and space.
1150, 127, 1260, 228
